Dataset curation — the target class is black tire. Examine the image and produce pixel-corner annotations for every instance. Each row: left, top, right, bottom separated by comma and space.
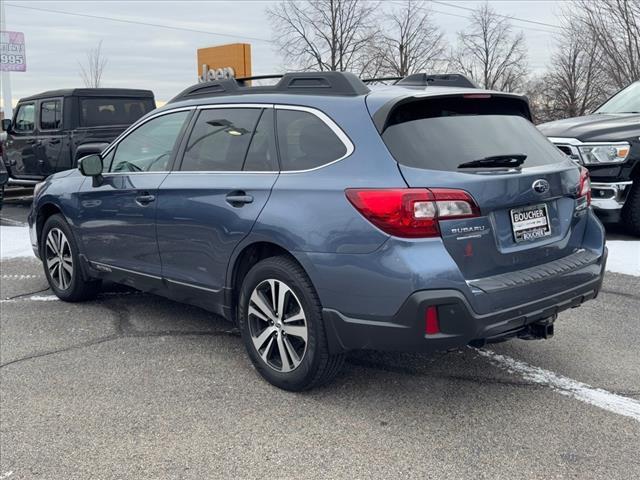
41, 214, 101, 302
238, 255, 345, 391
622, 181, 640, 237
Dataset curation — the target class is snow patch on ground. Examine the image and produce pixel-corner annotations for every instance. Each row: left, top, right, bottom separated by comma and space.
1, 226, 34, 259
606, 240, 640, 276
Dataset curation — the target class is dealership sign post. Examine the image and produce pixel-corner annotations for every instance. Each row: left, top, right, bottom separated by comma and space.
1, 4, 26, 119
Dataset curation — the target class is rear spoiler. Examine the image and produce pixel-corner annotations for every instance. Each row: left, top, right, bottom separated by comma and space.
372, 92, 533, 134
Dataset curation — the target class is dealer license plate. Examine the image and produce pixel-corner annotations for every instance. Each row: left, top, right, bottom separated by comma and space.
510, 204, 551, 243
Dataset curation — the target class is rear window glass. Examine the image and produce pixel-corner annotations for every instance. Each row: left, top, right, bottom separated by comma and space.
382, 97, 565, 171
40, 99, 62, 130
80, 97, 154, 127
276, 110, 347, 171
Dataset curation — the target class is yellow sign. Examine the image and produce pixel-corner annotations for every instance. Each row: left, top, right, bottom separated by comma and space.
197, 43, 251, 82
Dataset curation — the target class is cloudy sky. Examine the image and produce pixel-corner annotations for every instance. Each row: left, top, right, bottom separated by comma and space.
2, 0, 567, 108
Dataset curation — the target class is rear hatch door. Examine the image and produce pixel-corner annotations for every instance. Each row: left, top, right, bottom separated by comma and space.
377, 93, 589, 282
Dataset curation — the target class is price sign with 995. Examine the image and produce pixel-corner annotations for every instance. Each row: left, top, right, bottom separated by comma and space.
0, 31, 27, 72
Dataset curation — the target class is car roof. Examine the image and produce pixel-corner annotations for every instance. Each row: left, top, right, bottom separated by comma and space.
19, 88, 155, 102
160, 82, 526, 116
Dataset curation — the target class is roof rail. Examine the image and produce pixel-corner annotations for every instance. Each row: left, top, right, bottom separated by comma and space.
362, 76, 403, 84
168, 71, 370, 103
396, 73, 477, 88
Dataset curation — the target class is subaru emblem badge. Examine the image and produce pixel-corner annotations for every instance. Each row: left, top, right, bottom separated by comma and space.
532, 179, 550, 194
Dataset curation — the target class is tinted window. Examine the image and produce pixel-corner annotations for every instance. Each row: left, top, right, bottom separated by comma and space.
381, 97, 564, 171
80, 97, 154, 127
243, 109, 278, 171
181, 108, 261, 172
14, 103, 35, 132
40, 99, 62, 130
109, 111, 189, 173
276, 110, 347, 171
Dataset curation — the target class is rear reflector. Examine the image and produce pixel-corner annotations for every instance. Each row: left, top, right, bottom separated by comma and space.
345, 188, 480, 238
425, 306, 440, 335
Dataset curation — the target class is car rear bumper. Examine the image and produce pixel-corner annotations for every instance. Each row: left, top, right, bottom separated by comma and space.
323, 248, 606, 353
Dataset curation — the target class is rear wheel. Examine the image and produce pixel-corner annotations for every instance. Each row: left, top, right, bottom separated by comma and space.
238, 256, 344, 391
622, 181, 640, 236
42, 214, 101, 301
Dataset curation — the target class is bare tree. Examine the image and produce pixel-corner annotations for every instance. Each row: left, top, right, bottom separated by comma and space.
574, 0, 640, 89
79, 40, 108, 88
448, 3, 527, 92
378, 0, 445, 77
543, 21, 608, 119
267, 0, 379, 73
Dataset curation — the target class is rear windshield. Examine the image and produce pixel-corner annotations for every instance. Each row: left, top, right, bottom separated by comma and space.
381, 96, 565, 171
80, 97, 154, 127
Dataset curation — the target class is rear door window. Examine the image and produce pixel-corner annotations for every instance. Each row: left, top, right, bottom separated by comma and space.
40, 99, 62, 130
276, 109, 347, 171
80, 97, 154, 127
381, 96, 564, 171
180, 108, 261, 172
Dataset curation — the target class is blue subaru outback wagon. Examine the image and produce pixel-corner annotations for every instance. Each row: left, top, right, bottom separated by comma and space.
29, 72, 607, 390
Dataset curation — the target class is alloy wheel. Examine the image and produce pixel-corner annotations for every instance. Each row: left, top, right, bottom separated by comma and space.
248, 279, 308, 372
45, 228, 73, 290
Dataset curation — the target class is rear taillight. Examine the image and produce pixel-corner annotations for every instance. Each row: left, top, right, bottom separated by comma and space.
578, 167, 591, 206
345, 188, 480, 238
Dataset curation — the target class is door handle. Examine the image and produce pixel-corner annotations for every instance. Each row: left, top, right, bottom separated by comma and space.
135, 193, 156, 205
49, 139, 61, 145
225, 191, 254, 206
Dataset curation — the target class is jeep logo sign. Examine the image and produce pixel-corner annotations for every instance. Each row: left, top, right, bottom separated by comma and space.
199, 65, 235, 83
196, 43, 251, 83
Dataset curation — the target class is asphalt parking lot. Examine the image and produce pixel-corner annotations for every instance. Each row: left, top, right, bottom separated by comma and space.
1, 188, 639, 479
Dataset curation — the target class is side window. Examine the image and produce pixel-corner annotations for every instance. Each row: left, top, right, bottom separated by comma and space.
276, 109, 347, 171
243, 109, 278, 171
13, 103, 35, 132
109, 111, 189, 173
40, 99, 62, 130
181, 108, 261, 172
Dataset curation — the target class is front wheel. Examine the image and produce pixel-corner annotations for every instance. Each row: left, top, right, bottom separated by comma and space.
622, 181, 640, 236
238, 256, 344, 391
41, 214, 101, 301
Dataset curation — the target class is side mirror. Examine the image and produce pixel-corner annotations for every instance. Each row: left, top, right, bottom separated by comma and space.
78, 154, 104, 187
1, 119, 11, 132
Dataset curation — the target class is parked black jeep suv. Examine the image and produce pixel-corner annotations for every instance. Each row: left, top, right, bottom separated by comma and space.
539, 81, 640, 235
1, 88, 155, 186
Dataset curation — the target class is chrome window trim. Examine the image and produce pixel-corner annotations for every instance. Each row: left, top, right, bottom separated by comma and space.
170, 103, 354, 174
196, 103, 274, 110
99, 102, 354, 175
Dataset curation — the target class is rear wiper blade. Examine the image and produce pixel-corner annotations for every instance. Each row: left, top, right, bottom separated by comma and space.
458, 154, 527, 169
